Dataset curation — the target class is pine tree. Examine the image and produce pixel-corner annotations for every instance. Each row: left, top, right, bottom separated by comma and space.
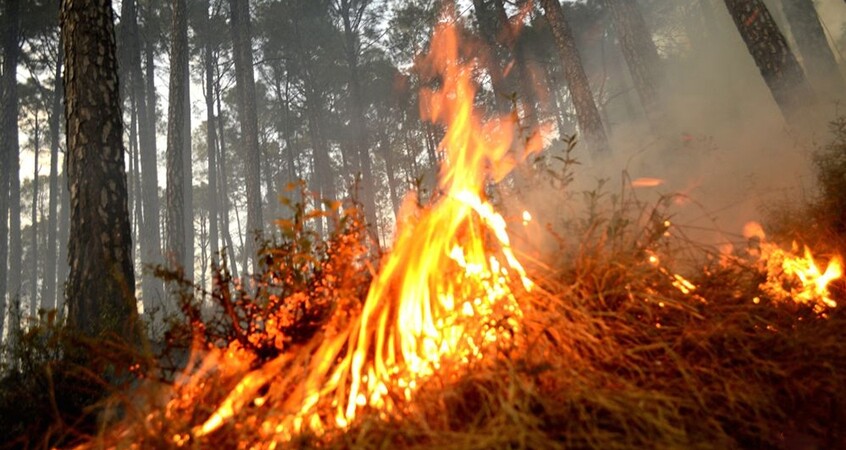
61, 0, 137, 336
540, 0, 610, 153
723, 0, 814, 123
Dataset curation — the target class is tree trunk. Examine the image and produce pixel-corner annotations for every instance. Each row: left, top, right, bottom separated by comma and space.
472, 0, 512, 114
338, 0, 381, 248
166, 0, 189, 309
723, 0, 815, 123
204, 0, 220, 268
493, 0, 541, 127
603, 0, 665, 127
379, 132, 401, 216
229, 0, 263, 273
123, 0, 163, 308
182, 63, 194, 282
42, 34, 63, 312
540, 0, 611, 153
305, 86, 336, 235
29, 115, 40, 318
779, 0, 846, 99
0, 0, 21, 340
130, 99, 144, 276
57, 150, 70, 319
61, 0, 138, 337
214, 74, 239, 279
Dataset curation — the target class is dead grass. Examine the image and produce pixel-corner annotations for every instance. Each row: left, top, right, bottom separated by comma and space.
62, 184, 846, 450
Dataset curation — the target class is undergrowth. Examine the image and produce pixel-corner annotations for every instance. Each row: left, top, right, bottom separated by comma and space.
4, 127, 846, 449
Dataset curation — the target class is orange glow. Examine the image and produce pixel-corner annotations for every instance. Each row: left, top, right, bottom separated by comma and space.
194, 17, 538, 442
631, 177, 665, 188
745, 221, 842, 312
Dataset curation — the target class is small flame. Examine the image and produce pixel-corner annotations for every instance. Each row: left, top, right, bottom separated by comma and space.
195, 17, 537, 441
631, 177, 665, 188
745, 221, 842, 312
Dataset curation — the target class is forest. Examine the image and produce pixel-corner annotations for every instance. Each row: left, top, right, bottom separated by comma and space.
3, 0, 846, 448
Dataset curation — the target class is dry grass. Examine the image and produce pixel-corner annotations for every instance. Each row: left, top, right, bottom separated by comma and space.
66, 186, 846, 450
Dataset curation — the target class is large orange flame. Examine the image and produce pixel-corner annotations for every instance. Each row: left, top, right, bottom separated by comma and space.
194, 17, 541, 442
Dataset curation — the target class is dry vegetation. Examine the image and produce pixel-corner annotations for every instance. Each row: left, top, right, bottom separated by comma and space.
5, 128, 846, 450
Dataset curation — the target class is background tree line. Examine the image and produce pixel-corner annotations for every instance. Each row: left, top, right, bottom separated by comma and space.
0, 0, 844, 338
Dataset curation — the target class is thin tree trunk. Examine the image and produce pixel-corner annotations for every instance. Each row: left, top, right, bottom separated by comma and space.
0, 0, 21, 340
3, 0, 23, 340
603, 0, 665, 128
472, 0, 513, 114
61, 0, 138, 337
338, 0, 380, 248
493, 0, 540, 127
204, 0, 220, 268
128, 86, 138, 261
229, 0, 263, 273
29, 115, 40, 318
540, 0, 611, 153
723, 0, 815, 123
214, 70, 239, 279
379, 132, 401, 216
182, 64, 194, 282
304, 84, 336, 237
42, 34, 62, 312
124, 0, 163, 308
779, 0, 846, 98
57, 150, 70, 319
166, 0, 189, 307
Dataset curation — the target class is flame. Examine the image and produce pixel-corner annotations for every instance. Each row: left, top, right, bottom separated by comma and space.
631, 177, 665, 188
195, 18, 537, 441
745, 221, 842, 312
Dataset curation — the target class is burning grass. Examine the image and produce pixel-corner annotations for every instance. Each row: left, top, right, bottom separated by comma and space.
57, 188, 846, 450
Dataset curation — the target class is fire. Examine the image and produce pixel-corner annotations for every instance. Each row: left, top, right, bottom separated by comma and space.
195, 17, 539, 441
744, 221, 843, 312
631, 177, 665, 188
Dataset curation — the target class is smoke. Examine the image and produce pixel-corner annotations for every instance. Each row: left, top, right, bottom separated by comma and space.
506, 0, 846, 258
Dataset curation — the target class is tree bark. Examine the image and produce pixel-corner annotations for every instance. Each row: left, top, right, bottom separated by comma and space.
779, 0, 846, 98
602, 0, 665, 127
166, 0, 189, 307
57, 148, 70, 319
0, 0, 21, 340
723, 0, 815, 123
42, 34, 62, 312
540, 0, 611, 153
182, 60, 194, 282
61, 0, 138, 337
229, 0, 263, 273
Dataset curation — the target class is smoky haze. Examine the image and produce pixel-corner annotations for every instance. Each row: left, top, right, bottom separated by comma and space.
2, 0, 846, 335
507, 0, 846, 260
